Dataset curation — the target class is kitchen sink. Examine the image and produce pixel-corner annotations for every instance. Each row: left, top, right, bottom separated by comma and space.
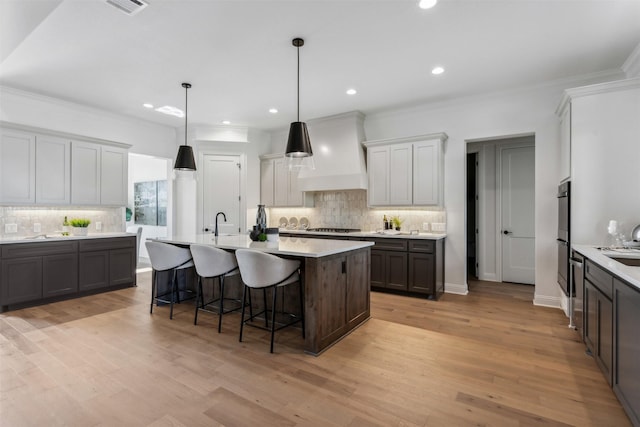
606, 256, 640, 267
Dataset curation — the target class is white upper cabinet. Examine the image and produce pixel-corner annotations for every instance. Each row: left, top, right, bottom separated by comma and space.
0, 129, 36, 204
35, 134, 71, 205
364, 133, 446, 207
259, 155, 313, 207
260, 157, 275, 207
71, 140, 101, 205
0, 124, 129, 206
413, 139, 443, 205
100, 145, 128, 206
557, 98, 571, 181
72, 141, 128, 206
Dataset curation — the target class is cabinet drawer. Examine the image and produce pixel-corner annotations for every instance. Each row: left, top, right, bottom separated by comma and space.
79, 237, 135, 252
2, 241, 78, 259
585, 260, 613, 299
408, 240, 435, 253
369, 238, 408, 251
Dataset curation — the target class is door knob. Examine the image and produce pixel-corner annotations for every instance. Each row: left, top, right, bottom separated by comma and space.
503, 230, 512, 235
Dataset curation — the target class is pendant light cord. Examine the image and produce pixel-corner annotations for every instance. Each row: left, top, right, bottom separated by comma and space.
184, 85, 188, 146
297, 43, 300, 122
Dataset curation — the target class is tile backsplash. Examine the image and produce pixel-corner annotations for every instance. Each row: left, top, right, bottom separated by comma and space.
0, 206, 125, 237
267, 190, 446, 232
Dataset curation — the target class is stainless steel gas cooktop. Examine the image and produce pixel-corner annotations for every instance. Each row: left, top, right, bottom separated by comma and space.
306, 228, 361, 233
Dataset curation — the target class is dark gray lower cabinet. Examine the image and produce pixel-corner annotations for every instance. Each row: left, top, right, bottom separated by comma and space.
43, 252, 79, 298
0, 236, 135, 312
613, 278, 640, 427
584, 260, 613, 385
79, 237, 136, 290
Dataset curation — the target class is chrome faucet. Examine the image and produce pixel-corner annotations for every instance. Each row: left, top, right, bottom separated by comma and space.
214, 212, 226, 237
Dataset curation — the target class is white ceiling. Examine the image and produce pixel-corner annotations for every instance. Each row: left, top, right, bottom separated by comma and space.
1, 0, 639, 131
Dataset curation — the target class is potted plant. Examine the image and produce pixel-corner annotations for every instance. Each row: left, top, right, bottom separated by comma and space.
391, 215, 404, 231
69, 218, 91, 236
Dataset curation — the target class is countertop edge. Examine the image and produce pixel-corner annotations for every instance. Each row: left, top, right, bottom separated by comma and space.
573, 245, 640, 291
279, 230, 447, 240
0, 232, 137, 245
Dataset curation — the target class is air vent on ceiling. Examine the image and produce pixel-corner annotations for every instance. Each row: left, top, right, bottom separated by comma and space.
105, 0, 148, 16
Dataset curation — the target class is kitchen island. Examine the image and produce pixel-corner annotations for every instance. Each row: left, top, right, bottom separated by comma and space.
154, 234, 374, 355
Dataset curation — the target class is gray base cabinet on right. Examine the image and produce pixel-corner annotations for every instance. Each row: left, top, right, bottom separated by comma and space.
613, 278, 640, 427
581, 256, 640, 427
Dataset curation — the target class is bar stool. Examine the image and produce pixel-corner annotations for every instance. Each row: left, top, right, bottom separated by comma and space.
190, 244, 246, 333
235, 249, 305, 353
145, 241, 194, 320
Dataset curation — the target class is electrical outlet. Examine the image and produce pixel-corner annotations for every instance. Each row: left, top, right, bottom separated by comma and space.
431, 222, 446, 232
5, 224, 18, 233
33, 223, 41, 233
423, 222, 430, 231
95, 221, 102, 231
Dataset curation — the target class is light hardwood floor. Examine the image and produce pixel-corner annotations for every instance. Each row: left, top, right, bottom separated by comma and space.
0, 274, 630, 426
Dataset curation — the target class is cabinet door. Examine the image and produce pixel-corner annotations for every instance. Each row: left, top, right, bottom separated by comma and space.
389, 143, 412, 205
260, 159, 274, 206
110, 247, 136, 286
43, 252, 78, 298
386, 251, 408, 290
273, 158, 289, 206
597, 291, 613, 386
408, 252, 435, 294
315, 256, 348, 345
584, 279, 598, 356
413, 139, 442, 206
367, 146, 389, 206
613, 279, 640, 426
79, 251, 109, 291
370, 250, 386, 288
35, 135, 71, 204
0, 129, 36, 204
101, 146, 128, 205
1, 257, 42, 305
71, 141, 101, 205
287, 168, 303, 206
559, 103, 571, 181
346, 248, 370, 328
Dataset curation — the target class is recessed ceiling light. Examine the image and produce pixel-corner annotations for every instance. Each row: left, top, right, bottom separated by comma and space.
431, 66, 445, 75
143, 103, 154, 109
269, 108, 278, 114
346, 88, 357, 95
222, 120, 231, 125
155, 105, 184, 117
418, 0, 437, 9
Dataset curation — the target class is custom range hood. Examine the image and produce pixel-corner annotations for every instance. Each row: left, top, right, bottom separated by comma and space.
296, 111, 368, 191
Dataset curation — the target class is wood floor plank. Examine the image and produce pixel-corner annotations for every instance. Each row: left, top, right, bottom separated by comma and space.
0, 274, 632, 426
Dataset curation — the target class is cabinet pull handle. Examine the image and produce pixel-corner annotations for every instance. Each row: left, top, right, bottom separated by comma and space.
342, 261, 346, 274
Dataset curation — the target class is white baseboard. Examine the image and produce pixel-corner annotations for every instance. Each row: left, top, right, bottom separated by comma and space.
533, 294, 562, 309
445, 282, 469, 295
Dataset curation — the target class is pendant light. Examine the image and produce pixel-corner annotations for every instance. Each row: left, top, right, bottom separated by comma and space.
174, 82, 197, 171
285, 37, 314, 169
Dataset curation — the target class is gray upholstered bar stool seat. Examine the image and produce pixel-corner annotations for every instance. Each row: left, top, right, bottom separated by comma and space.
190, 244, 244, 333
235, 249, 305, 353
145, 241, 194, 320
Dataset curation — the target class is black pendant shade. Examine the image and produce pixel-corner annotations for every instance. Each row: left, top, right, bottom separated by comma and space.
174, 145, 196, 170
285, 38, 313, 159
174, 82, 197, 171
286, 121, 313, 157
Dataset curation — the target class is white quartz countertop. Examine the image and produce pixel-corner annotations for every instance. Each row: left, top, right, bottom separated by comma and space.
152, 234, 374, 258
279, 229, 446, 240
573, 245, 640, 290
0, 232, 136, 245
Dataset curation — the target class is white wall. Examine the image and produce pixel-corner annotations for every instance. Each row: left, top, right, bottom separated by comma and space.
0, 87, 177, 158
362, 74, 622, 305
571, 81, 640, 245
